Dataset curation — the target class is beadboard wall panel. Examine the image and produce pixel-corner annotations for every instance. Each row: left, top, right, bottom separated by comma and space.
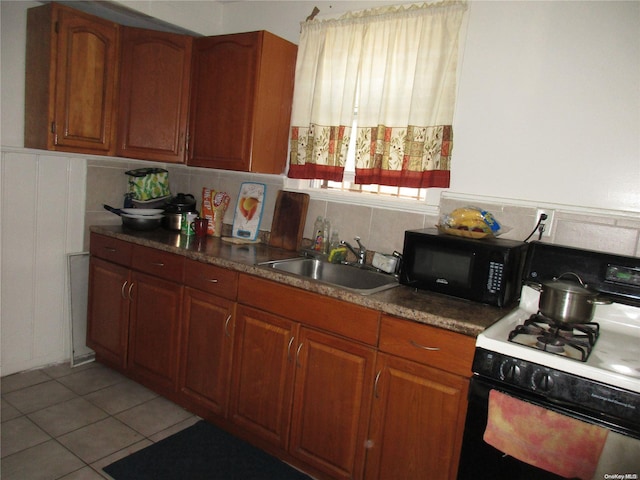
1, 150, 86, 376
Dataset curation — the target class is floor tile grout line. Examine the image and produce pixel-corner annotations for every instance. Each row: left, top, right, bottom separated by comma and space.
2, 362, 200, 480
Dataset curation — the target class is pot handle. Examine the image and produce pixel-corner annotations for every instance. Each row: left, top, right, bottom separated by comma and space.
588, 297, 613, 306
103, 204, 122, 216
525, 281, 543, 292
555, 272, 587, 287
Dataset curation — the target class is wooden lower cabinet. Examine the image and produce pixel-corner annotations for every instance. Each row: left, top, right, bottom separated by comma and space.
87, 257, 131, 370
127, 271, 183, 396
179, 287, 235, 416
88, 236, 475, 480
364, 315, 475, 479
291, 327, 375, 480
229, 305, 297, 448
365, 353, 469, 480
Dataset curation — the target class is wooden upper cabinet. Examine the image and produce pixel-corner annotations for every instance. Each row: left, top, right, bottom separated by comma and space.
188, 31, 297, 174
117, 27, 193, 163
25, 3, 119, 155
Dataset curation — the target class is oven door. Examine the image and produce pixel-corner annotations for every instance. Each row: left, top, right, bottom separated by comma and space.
457, 376, 640, 480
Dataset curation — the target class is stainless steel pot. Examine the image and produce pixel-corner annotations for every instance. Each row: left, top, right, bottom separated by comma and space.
121, 215, 162, 231
162, 212, 184, 231
532, 272, 611, 323
162, 193, 197, 231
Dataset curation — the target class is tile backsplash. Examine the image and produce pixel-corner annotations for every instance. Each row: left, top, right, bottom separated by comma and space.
84, 156, 640, 258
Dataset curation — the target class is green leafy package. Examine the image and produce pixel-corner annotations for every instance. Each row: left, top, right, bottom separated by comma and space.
125, 168, 170, 201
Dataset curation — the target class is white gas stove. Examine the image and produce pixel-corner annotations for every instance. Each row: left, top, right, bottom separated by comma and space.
477, 285, 640, 394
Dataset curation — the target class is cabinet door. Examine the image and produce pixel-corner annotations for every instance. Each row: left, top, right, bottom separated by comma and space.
53, 6, 119, 154
290, 327, 376, 480
117, 27, 192, 163
188, 32, 259, 171
229, 305, 297, 448
179, 287, 234, 416
86, 257, 130, 371
365, 353, 469, 480
128, 271, 183, 395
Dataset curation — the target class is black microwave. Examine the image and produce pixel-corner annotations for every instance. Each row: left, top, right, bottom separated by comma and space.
399, 228, 529, 307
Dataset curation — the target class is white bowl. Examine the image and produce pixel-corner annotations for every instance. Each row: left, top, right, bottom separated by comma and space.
120, 213, 165, 220
121, 208, 165, 216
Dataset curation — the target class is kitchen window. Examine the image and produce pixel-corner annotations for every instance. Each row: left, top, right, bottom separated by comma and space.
287, 1, 467, 204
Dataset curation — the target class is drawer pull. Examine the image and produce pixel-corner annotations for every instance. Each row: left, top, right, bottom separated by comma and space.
374, 370, 382, 398
104, 246, 117, 252
410, 340, 440, 351
206, 278, 219, 283
151, 262, 165, 267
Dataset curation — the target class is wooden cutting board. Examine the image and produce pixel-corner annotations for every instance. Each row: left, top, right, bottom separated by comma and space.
269, 191, 310, 251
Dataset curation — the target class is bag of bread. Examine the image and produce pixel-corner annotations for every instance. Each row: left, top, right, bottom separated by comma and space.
202, 188, 230, 237
438, 206, 503, 238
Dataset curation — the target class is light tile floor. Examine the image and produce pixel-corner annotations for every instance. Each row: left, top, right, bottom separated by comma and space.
1, 361, 199, 480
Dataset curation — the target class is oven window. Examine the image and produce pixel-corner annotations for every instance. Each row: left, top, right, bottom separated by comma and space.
415, 246, 473, 287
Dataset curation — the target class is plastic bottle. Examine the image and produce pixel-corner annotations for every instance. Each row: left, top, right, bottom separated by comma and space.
322, 218, 331, 254
329, 230, 340, 251
313, 216, 324, 251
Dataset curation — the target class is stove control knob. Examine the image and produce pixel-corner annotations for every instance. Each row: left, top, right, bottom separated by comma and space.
531, 370, 554, 392
500, 360, 521, 382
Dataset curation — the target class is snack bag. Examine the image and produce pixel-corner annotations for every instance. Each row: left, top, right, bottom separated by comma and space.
440, 206, 502, 236
202, 188, 231, 237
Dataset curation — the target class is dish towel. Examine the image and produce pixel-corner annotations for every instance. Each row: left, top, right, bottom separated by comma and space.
483, 390, 608, 479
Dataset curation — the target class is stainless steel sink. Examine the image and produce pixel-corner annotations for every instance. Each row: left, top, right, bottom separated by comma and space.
259, 257, 399, 295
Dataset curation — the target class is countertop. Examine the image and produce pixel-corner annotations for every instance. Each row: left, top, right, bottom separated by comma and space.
90, 225, 512, 337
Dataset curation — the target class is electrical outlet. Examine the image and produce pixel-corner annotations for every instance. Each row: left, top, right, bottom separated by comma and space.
536, 208, 555, 237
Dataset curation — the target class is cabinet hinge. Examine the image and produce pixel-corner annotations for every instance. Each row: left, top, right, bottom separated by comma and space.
185, 133, 190, 153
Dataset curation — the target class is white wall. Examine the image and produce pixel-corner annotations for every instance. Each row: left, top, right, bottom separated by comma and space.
2, 1, 639, 213
452, 1, 640, 212
118, 0, 224, 35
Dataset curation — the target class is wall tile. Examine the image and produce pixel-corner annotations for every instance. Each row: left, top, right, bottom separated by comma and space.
554, 221, 638, 256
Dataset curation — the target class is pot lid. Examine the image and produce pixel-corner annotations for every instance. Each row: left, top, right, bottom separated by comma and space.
164, 193, 197, 212
543, 273, 596, 296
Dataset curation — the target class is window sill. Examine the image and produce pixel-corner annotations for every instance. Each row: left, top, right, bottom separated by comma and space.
284, 178, 442, 215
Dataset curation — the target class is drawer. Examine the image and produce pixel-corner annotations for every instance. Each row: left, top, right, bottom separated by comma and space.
131, 244, 184, 282
184, 258, 238, 300
238, 274, 380, 346
379, 315, 475, 377
90, 233, 133, 266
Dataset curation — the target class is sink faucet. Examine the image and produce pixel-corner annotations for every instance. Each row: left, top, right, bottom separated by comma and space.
340, 237, 367, 265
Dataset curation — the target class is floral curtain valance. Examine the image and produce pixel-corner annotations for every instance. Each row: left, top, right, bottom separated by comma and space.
288, 1, 467, 189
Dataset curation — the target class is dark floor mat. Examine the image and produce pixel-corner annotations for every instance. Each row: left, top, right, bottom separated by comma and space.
103, 420, 313, 480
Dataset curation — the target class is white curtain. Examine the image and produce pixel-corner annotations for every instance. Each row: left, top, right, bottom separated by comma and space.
288, 16, 363, 180
288, 1, 467, 188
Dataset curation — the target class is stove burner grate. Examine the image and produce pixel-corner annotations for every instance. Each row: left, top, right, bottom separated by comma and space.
508, 313, 599, 361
